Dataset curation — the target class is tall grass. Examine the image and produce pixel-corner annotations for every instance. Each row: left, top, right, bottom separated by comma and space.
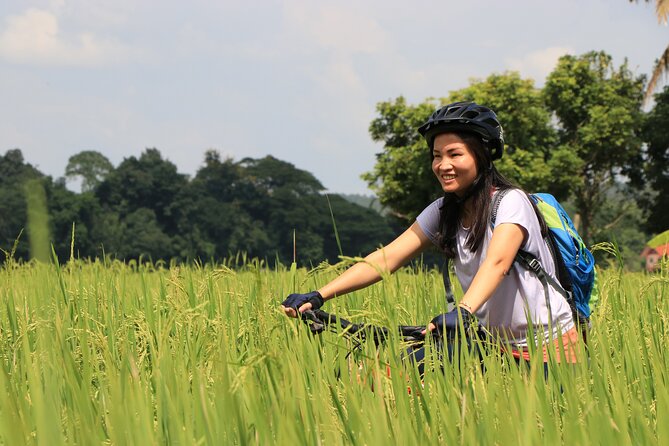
0, 257, 666, 444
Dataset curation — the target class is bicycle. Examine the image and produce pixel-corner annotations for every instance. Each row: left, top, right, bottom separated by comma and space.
298, 309, 568, 385
299, 309, 444, 386
298, 308, 509, 386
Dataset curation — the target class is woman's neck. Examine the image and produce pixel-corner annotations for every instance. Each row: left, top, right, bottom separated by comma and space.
460, 199, 475, 228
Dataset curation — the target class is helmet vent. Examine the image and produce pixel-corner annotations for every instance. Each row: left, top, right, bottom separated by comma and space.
462, 110, 479, 119
482, 118, 499, 128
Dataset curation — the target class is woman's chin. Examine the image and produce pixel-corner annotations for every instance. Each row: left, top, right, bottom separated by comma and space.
440, 184, 461, 194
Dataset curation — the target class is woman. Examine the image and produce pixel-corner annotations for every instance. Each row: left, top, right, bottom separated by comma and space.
282, 101, 580, 363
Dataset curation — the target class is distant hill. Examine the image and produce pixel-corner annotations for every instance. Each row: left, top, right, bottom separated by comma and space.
338, 193, 386, 215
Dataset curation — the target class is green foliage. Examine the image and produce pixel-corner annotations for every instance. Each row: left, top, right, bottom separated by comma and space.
363, 97, 439, 221
0, 148, 394, 266
0, 149, 44, 260
320, 194, 395, 261
173, 152, 266, 260
641, 85, 669, 234
96, 148, 188, 233
591, 183, 649, 271
120, 208, 174, 260
46, 180, 100, 260
173, 152, 393, 264
240, 154, 325, 196
544, 51, 645, 243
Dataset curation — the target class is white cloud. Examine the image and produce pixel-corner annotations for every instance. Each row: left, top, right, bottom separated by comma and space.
0, 8, 135, 66
506, 46, 575, 83
283, 1, 388, 55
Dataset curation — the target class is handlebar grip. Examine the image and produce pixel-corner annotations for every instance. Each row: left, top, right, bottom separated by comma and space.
398, 326, 426, 339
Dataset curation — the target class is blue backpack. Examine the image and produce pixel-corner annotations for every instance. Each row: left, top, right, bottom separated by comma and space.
491, 190, 598, 326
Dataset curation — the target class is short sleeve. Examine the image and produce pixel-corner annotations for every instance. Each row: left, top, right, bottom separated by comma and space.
493, 190, 536, 231
416, 197, 444, 246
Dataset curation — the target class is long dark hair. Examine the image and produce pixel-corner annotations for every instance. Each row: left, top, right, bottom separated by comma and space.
436, 132, 543, 258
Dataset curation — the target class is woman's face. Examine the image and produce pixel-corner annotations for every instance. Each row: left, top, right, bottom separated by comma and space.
431, 133, 479, 197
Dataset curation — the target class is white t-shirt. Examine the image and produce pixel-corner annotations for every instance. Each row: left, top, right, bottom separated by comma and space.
416, 189, 574, 348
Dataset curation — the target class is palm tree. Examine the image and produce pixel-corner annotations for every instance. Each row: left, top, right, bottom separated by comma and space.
630, 0, 669, 102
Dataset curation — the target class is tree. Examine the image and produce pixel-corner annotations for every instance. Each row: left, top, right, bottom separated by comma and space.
239, 155, 325, 196
544, 51, 645, 244
363, 72, 561, 223
238, 156, 328, 263
319, 195, 395, 262
172, 150, 272, 261
591, 181, 649, 270
629, 0, 669, 102
0, 149, 44, 260
65, 150, 113, 193
363, 97, 438, 222
641, 85, 669, 233
118, 208, 174, 261
231, 155, 395, 264
96, 148, 188, 234
46, 179, 101, 261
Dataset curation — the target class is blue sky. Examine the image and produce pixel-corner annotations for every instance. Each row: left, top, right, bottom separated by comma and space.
1, 0, 667, 194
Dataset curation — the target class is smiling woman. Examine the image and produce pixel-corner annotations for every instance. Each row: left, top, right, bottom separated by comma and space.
282, 101, 584, 367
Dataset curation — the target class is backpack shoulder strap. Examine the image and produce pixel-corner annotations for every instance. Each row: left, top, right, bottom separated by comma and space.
442, 258, 456, 310
515, 249, 570, 301
489, 188, 511, 229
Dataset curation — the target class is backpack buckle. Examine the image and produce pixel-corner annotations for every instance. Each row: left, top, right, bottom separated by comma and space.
527, 258, 542, 272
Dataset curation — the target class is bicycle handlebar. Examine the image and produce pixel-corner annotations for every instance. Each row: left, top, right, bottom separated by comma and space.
300, 309, 426, 344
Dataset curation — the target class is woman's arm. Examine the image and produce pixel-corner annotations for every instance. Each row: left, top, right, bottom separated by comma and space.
282, 222, 433, 317
425, 222, 526, 333
458, 222, 526, 312
318, 222, 432, 299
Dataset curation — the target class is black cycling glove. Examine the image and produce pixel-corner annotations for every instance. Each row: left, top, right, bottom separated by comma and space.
430, 307, 475, 337
281, 291, 325, 312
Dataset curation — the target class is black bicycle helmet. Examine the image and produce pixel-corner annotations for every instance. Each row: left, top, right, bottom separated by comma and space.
417, 101, 504, 160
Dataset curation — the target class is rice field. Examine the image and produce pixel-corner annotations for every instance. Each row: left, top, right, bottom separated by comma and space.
0, 255, 667, 445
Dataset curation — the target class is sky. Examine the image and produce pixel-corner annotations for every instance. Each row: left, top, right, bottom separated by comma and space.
0, 0, 667, 195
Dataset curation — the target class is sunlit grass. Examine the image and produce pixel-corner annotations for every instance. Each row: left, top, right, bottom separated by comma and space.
0, 257, 666, 444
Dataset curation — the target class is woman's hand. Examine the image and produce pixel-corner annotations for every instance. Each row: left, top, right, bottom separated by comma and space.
422, 307, 474, 336
280, 291, 324, 318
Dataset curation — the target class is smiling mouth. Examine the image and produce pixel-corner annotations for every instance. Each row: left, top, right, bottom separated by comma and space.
441, 175, 457, 180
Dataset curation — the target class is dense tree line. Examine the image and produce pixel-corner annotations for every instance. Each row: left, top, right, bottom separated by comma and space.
0, 149, 396, 266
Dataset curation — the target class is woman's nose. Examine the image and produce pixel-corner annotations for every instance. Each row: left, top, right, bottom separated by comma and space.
436, 159, 451, 171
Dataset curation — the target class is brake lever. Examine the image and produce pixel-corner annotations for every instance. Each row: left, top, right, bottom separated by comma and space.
299, 310, 326, 334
